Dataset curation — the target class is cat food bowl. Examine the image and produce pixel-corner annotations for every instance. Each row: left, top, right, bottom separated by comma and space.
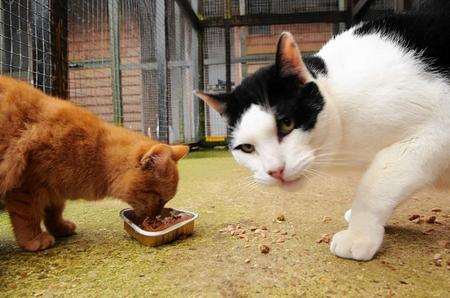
120, 208, 198, 247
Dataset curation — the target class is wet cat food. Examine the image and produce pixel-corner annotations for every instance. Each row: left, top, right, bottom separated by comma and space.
120, 208, 198, 247
140, 209, 193, 232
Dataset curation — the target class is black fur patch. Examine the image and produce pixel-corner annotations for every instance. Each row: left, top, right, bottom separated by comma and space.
222, 65, 325, 134
304, 56, 327, 78
355, 9, 450, 75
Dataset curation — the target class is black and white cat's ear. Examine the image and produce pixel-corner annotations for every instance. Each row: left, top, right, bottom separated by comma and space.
276, 32, 313, 84
194, 91, 228, 115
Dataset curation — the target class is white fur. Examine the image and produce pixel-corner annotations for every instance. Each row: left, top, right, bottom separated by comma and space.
231, 104, 314, 186
231, 28, 450, 260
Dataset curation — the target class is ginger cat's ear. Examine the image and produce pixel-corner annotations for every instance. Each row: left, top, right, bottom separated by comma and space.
171, 145, 189, 161
194, 90, 229, 115
276, 31, 313, 84
140, 144, 171, 170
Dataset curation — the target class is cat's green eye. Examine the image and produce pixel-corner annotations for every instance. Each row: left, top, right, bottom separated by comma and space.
235, 144, 255, 154
279, 118, 295, 134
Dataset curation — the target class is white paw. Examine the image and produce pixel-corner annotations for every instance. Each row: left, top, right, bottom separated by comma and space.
330, 227, 384, 261
344, 209, 351, 223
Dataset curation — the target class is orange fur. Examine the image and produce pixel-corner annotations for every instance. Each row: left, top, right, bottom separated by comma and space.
0, 76, 189, 251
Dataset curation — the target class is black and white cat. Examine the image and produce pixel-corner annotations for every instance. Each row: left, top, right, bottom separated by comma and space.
196, 5, 449, 260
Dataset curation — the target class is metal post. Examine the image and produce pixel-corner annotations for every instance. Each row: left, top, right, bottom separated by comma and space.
50, 0, 68, 99
224, 0, 232, 139
155, 0, 169, 142
108, 0, 123, 126
197, 27, 205, 141
224, 26, 231, 93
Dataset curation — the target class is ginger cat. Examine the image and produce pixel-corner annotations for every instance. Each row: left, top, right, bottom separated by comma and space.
0, 76, 189, 251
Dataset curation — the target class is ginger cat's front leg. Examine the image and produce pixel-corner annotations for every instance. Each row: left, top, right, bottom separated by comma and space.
44, 201, 76, 238
5, 191, 55, 251
330, 131, 446, 260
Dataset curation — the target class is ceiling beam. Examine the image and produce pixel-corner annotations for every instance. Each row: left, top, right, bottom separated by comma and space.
201, 11, 349, 28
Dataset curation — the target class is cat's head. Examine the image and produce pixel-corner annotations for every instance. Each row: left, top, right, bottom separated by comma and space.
125, 143, 189, 217
197, 32, 327, 189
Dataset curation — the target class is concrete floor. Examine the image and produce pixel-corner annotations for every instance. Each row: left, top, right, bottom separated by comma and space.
0, 150, 449, 297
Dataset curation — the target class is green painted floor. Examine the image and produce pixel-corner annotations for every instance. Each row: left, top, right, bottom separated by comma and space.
1, 150, 449, 297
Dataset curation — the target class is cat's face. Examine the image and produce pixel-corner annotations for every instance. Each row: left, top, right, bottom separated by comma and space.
197, 32, 325, 188
126, 144, 189, 217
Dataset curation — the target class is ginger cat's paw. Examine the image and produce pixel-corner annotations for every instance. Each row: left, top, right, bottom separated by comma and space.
47, 220, 77, 238
20, 232, 55, 252
330, 226, 384, 261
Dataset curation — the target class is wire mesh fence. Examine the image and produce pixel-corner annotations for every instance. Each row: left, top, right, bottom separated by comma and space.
0, 0, 55, 93
167, 0, 200, 144
67, 0, 200, 144
68, 0, 199, 143
68, 0, 113, 123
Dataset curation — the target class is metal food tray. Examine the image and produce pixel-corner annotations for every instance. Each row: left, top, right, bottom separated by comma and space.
120, 208, 198, 247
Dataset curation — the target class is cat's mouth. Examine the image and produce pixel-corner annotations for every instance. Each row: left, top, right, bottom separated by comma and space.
254, 173, 304, 189
279, 177, 304, 191
280, 178, 299, 186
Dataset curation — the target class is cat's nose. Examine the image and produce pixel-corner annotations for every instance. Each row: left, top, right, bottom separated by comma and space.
268, 168, 284, 180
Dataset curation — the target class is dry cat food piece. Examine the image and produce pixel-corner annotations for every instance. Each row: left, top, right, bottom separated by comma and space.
412, 217, 423, 224
316, 233, 331, 244
431, 208, 442, 212
322, 216, 332, 223
408, 214, 420, 221
422, 229, 434, 235
276, 215, 286, 222
433, 254, 442, 267
138, 209, 193, 232
426, 216, 437, 224
259, 244, 270, 254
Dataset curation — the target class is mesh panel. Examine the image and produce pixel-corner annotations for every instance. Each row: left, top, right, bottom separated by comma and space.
0, 0, 54, 93
68, 0, 199, 143
202, 0, 224, 17
68, 0, 113, 123
167, 1, 199, 144
120, 0, 144, 133
203, 27, 227, 141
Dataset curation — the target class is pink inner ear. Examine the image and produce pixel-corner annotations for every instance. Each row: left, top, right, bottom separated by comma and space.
277, 32, 313, 84
195, 91, 225, 115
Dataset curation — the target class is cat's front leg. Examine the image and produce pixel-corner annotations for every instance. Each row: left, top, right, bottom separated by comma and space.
44, 201, 76, 238
330, 134, 445, 260
5, 191, 55, 251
